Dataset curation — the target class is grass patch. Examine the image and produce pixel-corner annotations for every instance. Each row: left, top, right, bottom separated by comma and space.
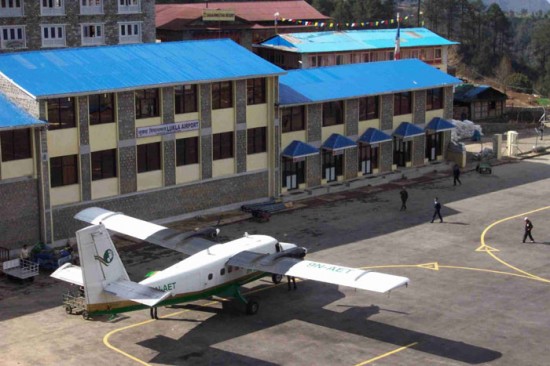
537, 98, 550, 106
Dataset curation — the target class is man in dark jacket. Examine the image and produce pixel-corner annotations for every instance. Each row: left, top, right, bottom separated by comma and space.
431, 197, 443, 223
523, 217, 535, 243
400, 187, 408, 211
453, 164, 462, 186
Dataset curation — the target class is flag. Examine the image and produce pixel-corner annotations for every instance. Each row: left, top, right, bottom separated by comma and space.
394, 14, 401, 60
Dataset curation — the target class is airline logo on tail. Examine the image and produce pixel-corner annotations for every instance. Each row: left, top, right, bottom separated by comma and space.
94, 249, 114, 266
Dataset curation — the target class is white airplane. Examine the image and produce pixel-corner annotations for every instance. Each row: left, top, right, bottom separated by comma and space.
51, 207, 409, 319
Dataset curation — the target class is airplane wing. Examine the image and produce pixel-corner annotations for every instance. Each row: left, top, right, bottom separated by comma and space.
104, 279, 171, 307
74, 207, 216, 256
227, 251, 409, 293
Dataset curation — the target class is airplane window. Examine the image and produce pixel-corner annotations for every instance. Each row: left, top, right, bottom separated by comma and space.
228, 266, 233, 273
208, 273, 213, 280
220, 268, 225, 276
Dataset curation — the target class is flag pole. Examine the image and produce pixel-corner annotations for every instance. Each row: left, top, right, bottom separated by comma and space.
394, 13, 401, 61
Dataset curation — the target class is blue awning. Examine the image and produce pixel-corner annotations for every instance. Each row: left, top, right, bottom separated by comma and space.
322, 133, 357, 151
425, 117, 455, 132
357, 128, 392, 144
282, 140, 319, 158
393, 122, 425, 139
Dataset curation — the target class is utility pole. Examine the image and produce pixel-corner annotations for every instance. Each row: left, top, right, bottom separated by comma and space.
417, 0, 421, 27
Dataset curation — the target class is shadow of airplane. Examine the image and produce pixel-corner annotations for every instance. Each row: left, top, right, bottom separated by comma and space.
131, 282, 501, 365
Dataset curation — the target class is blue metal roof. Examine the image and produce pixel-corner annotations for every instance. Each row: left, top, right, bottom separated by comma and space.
279, 59, 461, 105
260, 28, 459, 53
0, 92, 45, 130
358, 128, 392, 144
322, 133, 356, 151
393, 122, 425, 138
426, 117, 455, 132
282, 140, 319, 158
0, 39, 285, 98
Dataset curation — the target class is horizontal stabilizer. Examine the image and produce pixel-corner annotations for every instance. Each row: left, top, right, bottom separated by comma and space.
51, 263, 84, 287
228, 252, 409, 294
104, 279, 171, 307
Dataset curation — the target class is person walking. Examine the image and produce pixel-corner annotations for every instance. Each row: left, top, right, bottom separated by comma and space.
453, 164, 462, 186
523, 217, 535, 243
431, 197, 443, 223
400, 187, 408, 211
539, 121, 545, 141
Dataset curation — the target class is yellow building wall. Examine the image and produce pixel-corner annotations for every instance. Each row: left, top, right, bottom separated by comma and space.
89, 123, 117, 152
322, 125, 345, 142
137, 170, 163, 191
175, 112, 199, 123
358, 119, 381, 134
246, 104, 268, 128
91, 178, 119, 200
281, 131, 307, 149
137, 135, 162, 145
1, 158, 34, 179
212, 109, 235, 134
425, 109, 443, 123
392, 114, 413, 130
51, 185, 80, 206
47, 128, 79, 157
135, 116, 162, 129
247, 152, 268, 171
213, 158, 235, 177
176, 164, 200, 184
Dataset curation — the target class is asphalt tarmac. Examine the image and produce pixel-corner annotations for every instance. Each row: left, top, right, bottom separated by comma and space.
3, 148, 550, 365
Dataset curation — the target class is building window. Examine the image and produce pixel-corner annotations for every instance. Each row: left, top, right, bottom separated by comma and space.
47, 97, 76, 130
175, 85, 197, 114
118, 0, 140, 14
0, 26, 25, 49
434, 48, 442, 61
247, 78, 266, 105
81, 23, 104, 46
247, 127, 267, 154
426, 88, 443, 111
137, 142, 161, 173
393, 137, 411, 167
322, 101, 343, 127
41, 0, 64, 16
0, 0, 23, 17
213, 132, 233, 160
135, 89, 159, 119
0, 128, 31, 162
358, 144, 378, 174
322, 150, 343, 182
394, 92, 412, 116
212, 81, 233, 110
176, 137, 198, 166
91, 149, 117, 180
50, 155, 78, 187
281, 106, 305, 133
41, 24, 65, 48
359, 96, 379, 121
80, 0, 103, 15
89, 93, 114, 125
119, 22, 141, 44
282, 158, 305, 190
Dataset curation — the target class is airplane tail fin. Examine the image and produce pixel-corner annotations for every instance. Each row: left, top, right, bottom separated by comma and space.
52, 224, 170, 312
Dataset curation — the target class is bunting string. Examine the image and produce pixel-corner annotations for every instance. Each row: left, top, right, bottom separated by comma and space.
278, 15, 424, 29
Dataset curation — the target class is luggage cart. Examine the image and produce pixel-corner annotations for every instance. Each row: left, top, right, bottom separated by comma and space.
62, 290, 89, 319
2, 259, 39, 282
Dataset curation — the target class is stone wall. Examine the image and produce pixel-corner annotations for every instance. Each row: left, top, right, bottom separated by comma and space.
379, 141, 393, 173
380, 95, 394, 131
413, 90, 426, 125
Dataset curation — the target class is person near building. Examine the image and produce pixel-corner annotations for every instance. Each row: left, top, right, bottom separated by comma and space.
539, 121, 545, 141
400, 187, 409, 211
431, 197, 443, 223
453, 164, 462, 186
523, 217, 535, 243
19, 244, 30, 261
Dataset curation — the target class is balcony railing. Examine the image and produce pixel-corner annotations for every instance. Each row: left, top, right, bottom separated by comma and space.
82, 36, 104, 46
118, 4, 140, 14
80, 5, 103, 15
0, 7, 24, 17
119, 34, 141, 44
42, 38, 66, 48
41, 6, 65, 16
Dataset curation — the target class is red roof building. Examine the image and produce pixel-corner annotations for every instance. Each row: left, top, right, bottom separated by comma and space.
156, 1, 330, 49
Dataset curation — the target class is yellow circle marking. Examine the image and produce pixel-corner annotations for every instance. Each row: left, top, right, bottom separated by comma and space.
480, 206, 550, 283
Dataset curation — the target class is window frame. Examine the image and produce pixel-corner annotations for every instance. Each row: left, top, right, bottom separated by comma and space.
47, 97, 76, 130
41, 24, 66, 48
91, 149, 117, 181
137, 142, 161, 173
135, 88, 159, 119
174, 85, 198, 114
247, 127, 267, 155
394, 92, 412, 116
322, 101, 344, 127
0, 128, 32, 162
50, 154, 78, 188
41, 0, 64, 16
0, 0, 23, 17
89, 93, 114, 125
81, 23, 104, 46
212, 132, 234, 160
0, 25, 26, 49
175, 136, 199, 166
426, 88, 443, 111
358, 96, 379, 121
212, 81, 233, 110
118, 21, 141, 44
281, 106, 305, 133
247, 78, 266, 105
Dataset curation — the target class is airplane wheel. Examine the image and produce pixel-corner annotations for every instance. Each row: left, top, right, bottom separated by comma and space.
246, 300, 259, 315
271, 274, 283, 284
65, 305, 72, 314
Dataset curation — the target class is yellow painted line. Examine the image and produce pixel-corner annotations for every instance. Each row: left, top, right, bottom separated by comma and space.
480, 207, 550, 283
354, 342, 418, 366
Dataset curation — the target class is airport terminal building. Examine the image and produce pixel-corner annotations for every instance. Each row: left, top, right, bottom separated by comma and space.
0, 39, 459, 249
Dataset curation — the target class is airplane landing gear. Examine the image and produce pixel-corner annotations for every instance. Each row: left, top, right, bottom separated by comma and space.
271, 273, 283, 284
150, 306, 158, 319
233, 285, 260, 315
